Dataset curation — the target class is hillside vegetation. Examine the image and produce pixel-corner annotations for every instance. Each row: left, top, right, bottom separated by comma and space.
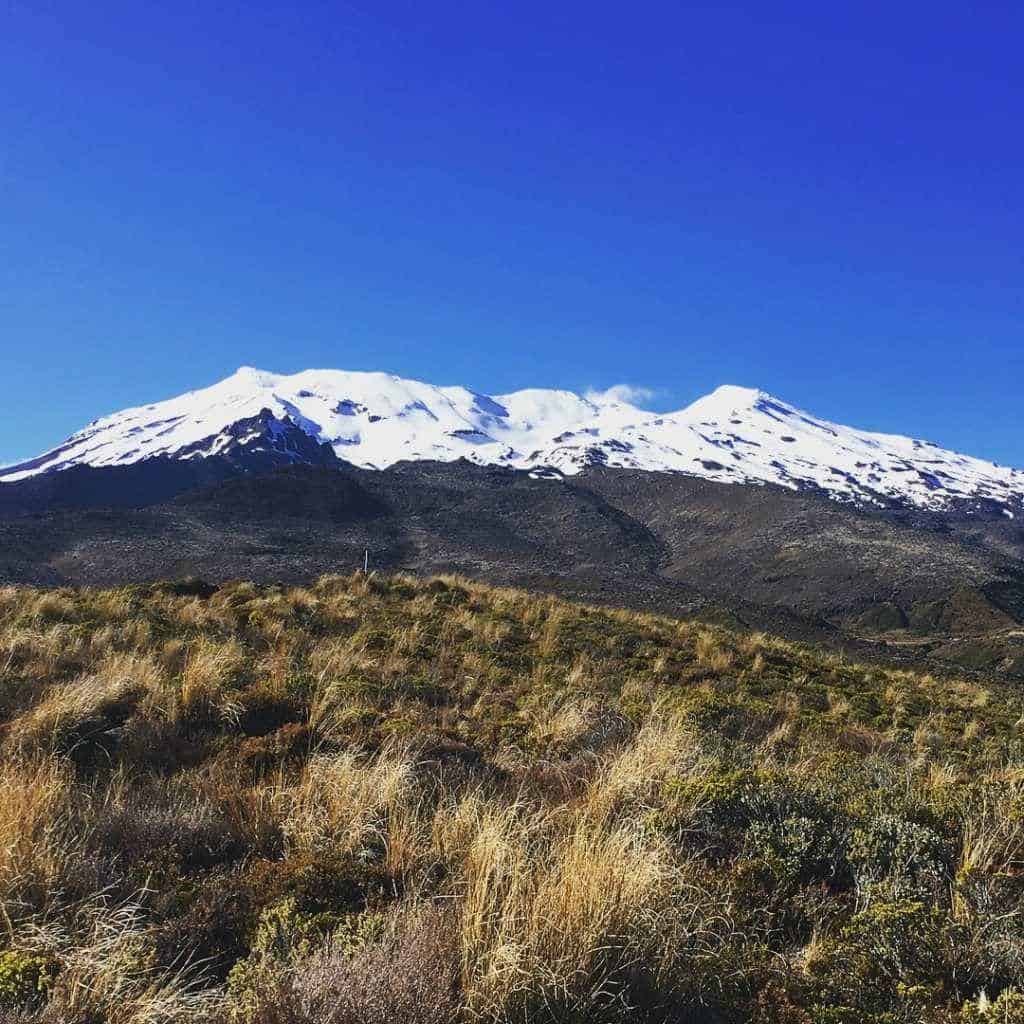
1, 574, 1024, 1023
6, 462, 1024, 685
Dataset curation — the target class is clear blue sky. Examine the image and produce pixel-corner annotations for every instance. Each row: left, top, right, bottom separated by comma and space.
2, 1, 1022, 466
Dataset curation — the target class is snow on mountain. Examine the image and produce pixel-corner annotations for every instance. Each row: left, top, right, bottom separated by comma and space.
3, 366, 1022, 514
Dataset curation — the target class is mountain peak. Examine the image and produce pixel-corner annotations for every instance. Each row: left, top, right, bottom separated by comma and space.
2, 367, 1021, 515
225, 365, 277, 386
683, 383, 768, 415
708, 383, 765, 402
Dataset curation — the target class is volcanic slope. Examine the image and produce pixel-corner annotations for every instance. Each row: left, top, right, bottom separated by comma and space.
2, 461, 1023, 677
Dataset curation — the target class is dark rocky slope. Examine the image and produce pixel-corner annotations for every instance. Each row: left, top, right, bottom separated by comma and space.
2, 460, 1023, 676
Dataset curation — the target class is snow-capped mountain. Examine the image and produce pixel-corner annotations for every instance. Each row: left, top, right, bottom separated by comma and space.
3, 366, 1022, 514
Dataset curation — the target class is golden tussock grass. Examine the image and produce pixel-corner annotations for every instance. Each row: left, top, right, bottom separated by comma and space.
0, 573, 1022, 1022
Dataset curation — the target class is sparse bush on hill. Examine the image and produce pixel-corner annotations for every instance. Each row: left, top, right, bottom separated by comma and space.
1, 573, 1023, 1021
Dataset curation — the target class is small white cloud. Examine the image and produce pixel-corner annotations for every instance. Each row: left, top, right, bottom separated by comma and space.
584, 383, 656, 407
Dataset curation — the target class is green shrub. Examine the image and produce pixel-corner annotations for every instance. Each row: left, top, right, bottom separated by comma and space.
960, 987, 1024, 1022
745, 813, 845, 889
0, 950, 53, 1009
807, 900, 953, 1019
848, 814, 952, 899
227, 898, 386, 1023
